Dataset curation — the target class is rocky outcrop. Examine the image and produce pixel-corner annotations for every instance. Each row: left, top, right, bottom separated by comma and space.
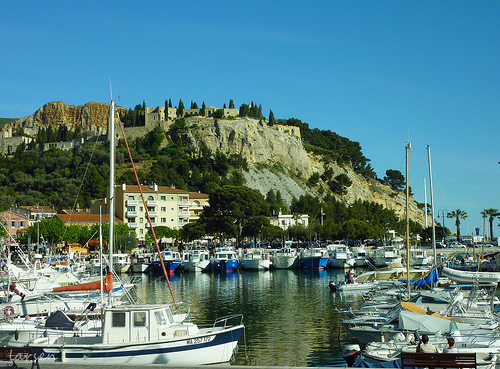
9, 101, 126, 136
180, 116, 428, 226
177, 117, 313, 179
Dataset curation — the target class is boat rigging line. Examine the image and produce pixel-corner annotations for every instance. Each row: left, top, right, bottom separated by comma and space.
113, 103, 176, 304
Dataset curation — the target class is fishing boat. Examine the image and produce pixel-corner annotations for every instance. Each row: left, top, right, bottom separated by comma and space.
369, 245, 402, 268
28, 304, 245, 365
130, 254, 151, 273
269, 247, 300, 269
326, 243, 355, 269
240, 248, 271, 270
352, 246, 368, 267
181, 249, 212, 272
213, 246, 239, 272
151, 249, 182, 274
300, 247, 328, 270
113, 253, 131, 274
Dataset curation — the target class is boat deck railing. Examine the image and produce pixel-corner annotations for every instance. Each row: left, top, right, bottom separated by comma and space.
212, 314, 244, 330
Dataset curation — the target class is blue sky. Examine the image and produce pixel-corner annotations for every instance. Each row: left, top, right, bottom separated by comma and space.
2, 1, 499, 236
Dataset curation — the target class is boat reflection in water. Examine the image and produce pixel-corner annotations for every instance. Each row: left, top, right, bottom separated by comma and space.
128, 268, 353, 367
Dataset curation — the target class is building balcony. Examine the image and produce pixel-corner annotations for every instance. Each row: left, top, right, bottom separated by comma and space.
179, 200, 190, 206
147, 222, 158, 228
127, 223, 138, 228
146, 200, 158, 207
126, 200, 138, 206
126, 211, 138, 217
147, 211, 158, 217
178, 211, 190, 216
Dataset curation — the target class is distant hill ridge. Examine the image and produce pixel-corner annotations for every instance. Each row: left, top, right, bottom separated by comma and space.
3, 100, 429, 227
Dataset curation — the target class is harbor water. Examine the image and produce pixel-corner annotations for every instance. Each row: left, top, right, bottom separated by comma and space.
122, 268, 358, 367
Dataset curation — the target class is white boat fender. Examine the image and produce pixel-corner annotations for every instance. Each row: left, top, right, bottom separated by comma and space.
328, 281, 337, 292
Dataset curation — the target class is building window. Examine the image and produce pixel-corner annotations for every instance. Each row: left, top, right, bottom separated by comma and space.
19, 221, 26, 228
161, 218, 166, 223
147, 196, 154, 201
139, 229, 143, 234
128, 196, 135, 200
171, 219, 174, 222
139, 218, 143, 223
128, 218, 136, 223
139, 207, 143, 212
10, 221, 16, 228
170, 196, 174, 200
127, 206, 135, 211
161, 207, 166, 212
161, 196, 166, 201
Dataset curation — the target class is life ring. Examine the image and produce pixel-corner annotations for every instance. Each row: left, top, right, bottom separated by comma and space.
4, 306, 14, 317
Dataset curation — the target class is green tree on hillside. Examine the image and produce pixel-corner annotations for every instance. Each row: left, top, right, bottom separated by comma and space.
383, 169, 405, 191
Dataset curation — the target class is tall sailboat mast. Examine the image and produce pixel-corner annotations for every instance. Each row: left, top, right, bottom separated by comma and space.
108, 99, 115, 305
427, 145, 437, 267
405, 143, 411, 299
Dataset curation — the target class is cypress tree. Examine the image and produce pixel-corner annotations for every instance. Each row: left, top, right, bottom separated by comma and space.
268, 110, 276, 126
229, 99, 235, 109
177, 99, 185, 117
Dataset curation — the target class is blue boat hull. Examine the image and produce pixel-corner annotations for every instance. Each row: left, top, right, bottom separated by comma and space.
151, 260, 181, 274
301, 257, 328, 270
214, 259, 238, 272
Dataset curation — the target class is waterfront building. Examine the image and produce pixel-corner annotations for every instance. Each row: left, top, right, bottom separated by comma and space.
268, 210, 309, 231
114, 184, 191, 242
0, 211, 29, 239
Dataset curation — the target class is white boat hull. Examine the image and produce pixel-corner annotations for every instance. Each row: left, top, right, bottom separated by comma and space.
30, 325, 244, 365
271, 256, 299, 269
441, 267, 500, 284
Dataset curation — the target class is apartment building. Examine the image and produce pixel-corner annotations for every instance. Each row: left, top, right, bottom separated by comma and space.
115, 184, 190, 241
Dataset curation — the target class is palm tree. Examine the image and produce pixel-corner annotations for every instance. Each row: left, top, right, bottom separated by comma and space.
481, 208, 500, 241
447, 209, 468, 242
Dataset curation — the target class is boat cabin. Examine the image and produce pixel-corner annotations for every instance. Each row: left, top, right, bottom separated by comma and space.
102, 305, 197, 343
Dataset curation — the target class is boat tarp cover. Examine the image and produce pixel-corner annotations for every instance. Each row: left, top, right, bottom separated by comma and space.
52, 272, 113, 293
400, 301, 460, 321
398, 311, 454, 332
397, 268, 439, 287
45, 310, 75, 330
354, 355, 402, 368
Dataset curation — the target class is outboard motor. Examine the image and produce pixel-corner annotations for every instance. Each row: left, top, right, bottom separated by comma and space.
328, 281, 337, 292
342, 343, 361, 367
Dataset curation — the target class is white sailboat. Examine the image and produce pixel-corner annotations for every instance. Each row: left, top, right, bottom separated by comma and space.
24, 98, 245, 365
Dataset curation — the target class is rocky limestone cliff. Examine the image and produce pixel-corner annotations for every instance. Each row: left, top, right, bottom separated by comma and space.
10, 101, 127, 136
176, 117, 313, 179
179, 116, 429, 226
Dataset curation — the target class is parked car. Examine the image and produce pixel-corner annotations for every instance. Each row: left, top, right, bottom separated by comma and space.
448, 241, 466, 248
437, 242, 447, 248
